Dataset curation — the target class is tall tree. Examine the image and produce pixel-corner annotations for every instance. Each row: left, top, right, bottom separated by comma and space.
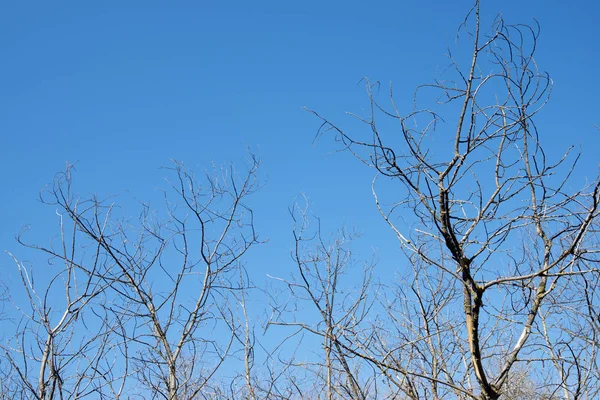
306, 1, 600, 398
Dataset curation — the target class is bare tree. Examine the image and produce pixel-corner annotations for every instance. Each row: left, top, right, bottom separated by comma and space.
3, 157, 262, 399
3, 2, 599, 399
307, 1, 600, 398
2, 171, 127, 399
267, 198, 380, 399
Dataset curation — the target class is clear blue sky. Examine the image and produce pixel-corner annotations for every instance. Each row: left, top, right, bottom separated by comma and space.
1, 0, 599, 287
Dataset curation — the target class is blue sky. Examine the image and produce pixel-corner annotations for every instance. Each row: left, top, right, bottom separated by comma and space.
1, 0, 599, 296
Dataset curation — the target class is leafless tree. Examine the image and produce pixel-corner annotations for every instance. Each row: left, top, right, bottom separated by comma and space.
266, 198, 381, 399
2, 156, 261, 399
3, 1, 599, 399
2, 173, 127, 399
307, 1, 600, 398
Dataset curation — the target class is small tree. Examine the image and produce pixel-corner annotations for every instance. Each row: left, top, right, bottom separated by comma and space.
267, 198, 377, 399
3, 157, 261, 399
2, 169, 128, 399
